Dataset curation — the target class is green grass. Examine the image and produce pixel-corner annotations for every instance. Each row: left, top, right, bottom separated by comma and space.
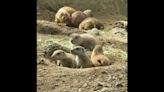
37, 38, 71, 49
37, 35, 127, 62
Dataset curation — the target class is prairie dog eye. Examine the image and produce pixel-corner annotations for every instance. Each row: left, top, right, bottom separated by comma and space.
57, 53, 60, 55
75, 36, 78, 39
76, 48, 80, 50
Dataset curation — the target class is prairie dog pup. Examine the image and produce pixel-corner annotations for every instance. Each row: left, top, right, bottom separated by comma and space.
79, 17, 104, 30
71, 46, 93, 68
91, 43, 111, 66
69, 33, 97, 51
71, 11, 87, 27
55, 6, 76, 26
51, 50, 76, 68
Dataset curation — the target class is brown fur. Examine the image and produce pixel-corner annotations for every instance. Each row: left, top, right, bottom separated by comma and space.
69, 33, 97, 51
51, 50, 76, 68
71, 46, 93, 68
71, 11, 87, 27
61, 6, 76, 14
55, 6, 76, 26
91, 43, 111, 66
79, 17, 104, 30
83, 9, 93, 17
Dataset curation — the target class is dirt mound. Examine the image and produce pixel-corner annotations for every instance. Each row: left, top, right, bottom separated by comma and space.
37, 60, 127, 92
37, 31, 127, 92
43, 43, 70, 59
37, 20, 62, 34
37, 20, 86, 35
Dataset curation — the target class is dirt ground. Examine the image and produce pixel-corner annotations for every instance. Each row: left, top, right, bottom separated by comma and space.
37, 0, 127, 92
37, 18, 127, 92
37, 60, 127, 92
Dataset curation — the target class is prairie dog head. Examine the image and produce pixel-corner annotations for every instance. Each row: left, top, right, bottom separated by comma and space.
69, 34, 83, 45
51, 50, 66, 60
71, 46, 86, 56
93, 42, 105, 55
55, 10, 72, 25
79, 17, 104, 30
83, 9, 93, 17
60, 12, 69, 21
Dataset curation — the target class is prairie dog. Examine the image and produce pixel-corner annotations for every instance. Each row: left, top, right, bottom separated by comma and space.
51, 50, 76, 68
55, 6, 76, 26
69, 33, 97, 51
71, 46, 93, 68
91, 43, 111, 66
71, 11, 87, 27
60, 6, 76, 14
79, 17, 104, 30
83, 9, 93, 17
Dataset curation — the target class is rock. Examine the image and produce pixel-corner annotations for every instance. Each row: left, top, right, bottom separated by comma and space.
43, 43, 70, 59
86, 28, 101, 36
94, 83, 103, 91
113, 20, 128, 30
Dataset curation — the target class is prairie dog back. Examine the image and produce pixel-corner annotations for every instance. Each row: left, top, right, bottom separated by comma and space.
69, 33, 97, 51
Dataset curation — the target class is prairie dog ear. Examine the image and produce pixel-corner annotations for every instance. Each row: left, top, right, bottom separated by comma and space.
82, 48, 86, 52
81, 47, 87, 53
99, 41, 106, 46
61, 51, 65, 55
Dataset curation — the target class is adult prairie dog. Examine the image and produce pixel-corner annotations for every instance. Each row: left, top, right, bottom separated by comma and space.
69, 33, 97, 51
91, 42, 111, 66
79, 17, 104, 30
51, 50, 76, 68
71, 11, 87, 27
55, 6, 76, 26
71, 46, 93, 68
